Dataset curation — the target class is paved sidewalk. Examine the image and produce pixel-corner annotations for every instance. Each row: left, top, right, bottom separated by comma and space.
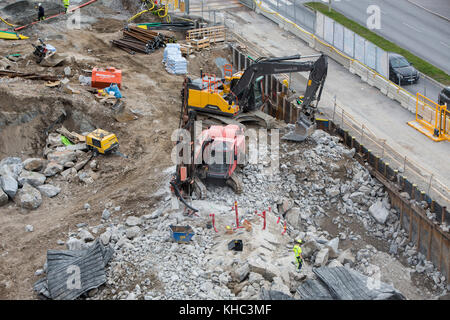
226, 8, 450, 205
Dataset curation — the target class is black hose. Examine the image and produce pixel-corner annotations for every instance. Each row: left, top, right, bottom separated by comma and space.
170, 181, 199, 212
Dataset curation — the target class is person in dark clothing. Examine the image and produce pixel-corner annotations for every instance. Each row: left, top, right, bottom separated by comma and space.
38, 3, 45, 21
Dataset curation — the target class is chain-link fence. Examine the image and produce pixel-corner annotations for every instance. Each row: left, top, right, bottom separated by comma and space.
257, 0, 316, 33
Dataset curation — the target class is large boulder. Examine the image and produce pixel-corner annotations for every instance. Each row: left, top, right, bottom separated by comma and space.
23, 158, 46, 172
0, 157, 23, 180
325, 237, 340, 259
18, 170, 46, 187
0, 175, 18, 198
47, 150, 77, 166
302, 239, 320, 259
37, 184, 61, 198
233, 263, 250, 283
15, 183, 42, 210
43, 161, 64, 177
126, 226, 141, 239
270, 281, 291, 297
125, 216, 141, 227
337, 248, 355, 265
350, 192, 365, 204
248, 255, 278, 282
285, 207, 301, 228
66, 237, 83, 251
314, 248, 329, 267
0, 157, 22, 167
0, 188, 8, 206
369, 200, 390, 224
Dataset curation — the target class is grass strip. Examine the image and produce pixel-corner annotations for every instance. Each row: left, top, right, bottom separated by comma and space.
305, 2, 450, 85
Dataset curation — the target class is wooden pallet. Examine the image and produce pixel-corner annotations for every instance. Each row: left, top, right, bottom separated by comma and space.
179, 42, 194, 56
186, 26, 226, 45
190, 38, 210, 50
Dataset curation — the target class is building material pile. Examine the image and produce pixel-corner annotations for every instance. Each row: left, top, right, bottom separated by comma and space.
0, 70, 59, 81
33, 239, 114, 300
186, 26, 226, 50
111, 25, 176, 55
296, 267, 406, 300
163, 44, 187, 75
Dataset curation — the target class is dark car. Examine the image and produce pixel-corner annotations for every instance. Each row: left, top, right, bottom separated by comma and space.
438, 86, 450, 106
388, 53, 419, 85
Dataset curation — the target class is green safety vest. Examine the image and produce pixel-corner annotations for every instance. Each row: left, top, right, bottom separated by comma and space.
293, 245, 302, 257
63, 0, 70, 6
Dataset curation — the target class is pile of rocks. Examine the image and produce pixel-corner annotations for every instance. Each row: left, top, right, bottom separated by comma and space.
0, 156, 60, 210
32, 129, 447, 299
199, 129, 448, 295
0, 132, 98, 210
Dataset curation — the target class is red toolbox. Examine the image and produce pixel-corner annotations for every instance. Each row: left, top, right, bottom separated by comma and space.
91, 67, 122, 89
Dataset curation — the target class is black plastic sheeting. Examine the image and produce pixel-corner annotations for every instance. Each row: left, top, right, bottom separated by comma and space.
297, 267, 406, 300
34, 239, 113, 300
259, 288, 295, 300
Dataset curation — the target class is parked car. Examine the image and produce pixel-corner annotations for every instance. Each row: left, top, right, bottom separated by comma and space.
388, 53, 419, 85
438, 86, 450, 106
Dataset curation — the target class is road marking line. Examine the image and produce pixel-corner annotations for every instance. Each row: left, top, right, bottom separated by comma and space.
440, 41, 450, 49
402, 22, 422, 33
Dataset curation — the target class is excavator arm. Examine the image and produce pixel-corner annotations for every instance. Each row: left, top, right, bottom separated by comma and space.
230, 54, 327, 113
230, 53, 328, 141
283, 54, 328, 142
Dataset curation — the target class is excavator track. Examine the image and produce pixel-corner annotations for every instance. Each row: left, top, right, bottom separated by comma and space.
226, 172, 243, 194
193, 176, 207, 199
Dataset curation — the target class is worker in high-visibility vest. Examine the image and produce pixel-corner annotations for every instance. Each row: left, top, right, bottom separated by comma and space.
63, 0, 70, 13
293, 239, 303, 272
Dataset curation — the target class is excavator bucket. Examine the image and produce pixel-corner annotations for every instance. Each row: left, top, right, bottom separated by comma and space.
282, 114, 316, 142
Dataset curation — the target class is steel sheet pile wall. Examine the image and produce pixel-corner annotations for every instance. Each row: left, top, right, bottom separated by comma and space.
230, 44, 450, 285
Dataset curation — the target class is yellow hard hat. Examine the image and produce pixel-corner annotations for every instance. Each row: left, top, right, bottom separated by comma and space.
226, 226, 231, 230
296, 239, 303, 244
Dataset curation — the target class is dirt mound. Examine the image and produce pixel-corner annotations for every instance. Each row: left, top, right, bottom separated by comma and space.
0, 87, 99, 159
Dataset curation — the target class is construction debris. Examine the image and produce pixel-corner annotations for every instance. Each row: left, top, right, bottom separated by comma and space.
297, 267, 406, 300
111, 25, 175, 55
0, 70, 59, 81
33, 239, 113, 300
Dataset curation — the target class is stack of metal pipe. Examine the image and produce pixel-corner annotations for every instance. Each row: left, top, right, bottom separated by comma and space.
111, 25, 176, 55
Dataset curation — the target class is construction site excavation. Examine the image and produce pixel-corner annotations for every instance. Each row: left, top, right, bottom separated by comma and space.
0, 0, 449, 304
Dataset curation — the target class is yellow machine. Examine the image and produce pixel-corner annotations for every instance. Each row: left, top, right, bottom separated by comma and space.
183, 69, 243, 117
85, 129, 120, 154
182, 54, 328, 141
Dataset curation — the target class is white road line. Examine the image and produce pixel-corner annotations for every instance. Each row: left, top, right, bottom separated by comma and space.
441, 41, 450, 49
402, 22, 422, 33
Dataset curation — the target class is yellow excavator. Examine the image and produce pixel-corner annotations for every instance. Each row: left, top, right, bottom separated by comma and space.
85, 129, 127, 157
181, 53, 328, 141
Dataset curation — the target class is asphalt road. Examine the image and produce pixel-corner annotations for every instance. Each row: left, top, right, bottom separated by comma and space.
409, 0, 450, 20
328, 0, 449, 99
263, 0, 448, 101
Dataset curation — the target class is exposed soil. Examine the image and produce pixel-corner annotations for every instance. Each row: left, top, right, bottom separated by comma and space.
0, 2, 231, 299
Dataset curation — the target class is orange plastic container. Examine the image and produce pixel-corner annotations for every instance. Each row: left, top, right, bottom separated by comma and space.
91, 67, 122, 89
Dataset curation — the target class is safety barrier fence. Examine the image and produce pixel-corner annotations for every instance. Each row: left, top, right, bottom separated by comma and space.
229, 43, 450, 283
408, 93, 450, 142
239, 0, 448, 141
